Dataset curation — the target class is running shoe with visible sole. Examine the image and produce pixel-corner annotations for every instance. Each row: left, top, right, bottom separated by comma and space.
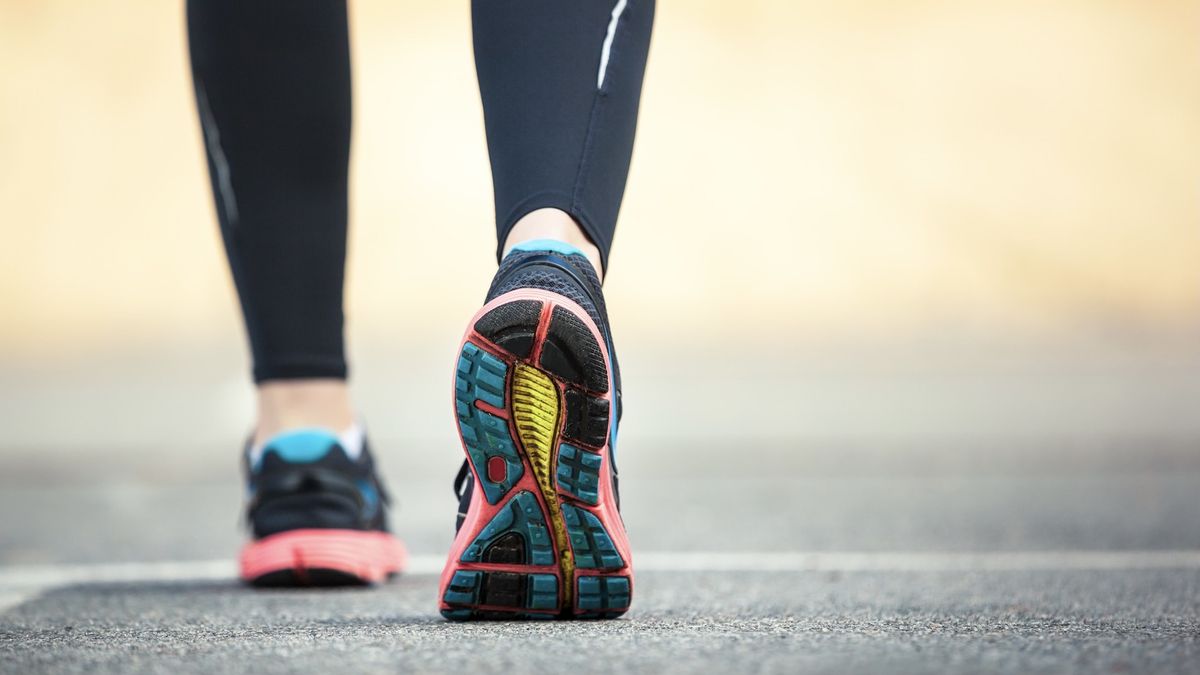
439, 240, 631, 620
239, 429, 407, 586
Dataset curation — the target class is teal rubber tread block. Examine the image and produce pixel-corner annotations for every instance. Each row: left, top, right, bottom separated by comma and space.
562, 504, 625, 569
555, 442, 602, 505
455, 343, 523, 504
527, 573, 559, 610
460, 491, 555, 566
442, 570, 483, 608
456, 342, 507, 409
576, 575, 631, 617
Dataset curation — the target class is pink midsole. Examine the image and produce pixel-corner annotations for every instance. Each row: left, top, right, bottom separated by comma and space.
240, 529, 407, 582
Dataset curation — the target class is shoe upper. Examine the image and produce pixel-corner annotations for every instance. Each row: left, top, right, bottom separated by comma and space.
244, 429, 392, 539
454, 242, 622, 531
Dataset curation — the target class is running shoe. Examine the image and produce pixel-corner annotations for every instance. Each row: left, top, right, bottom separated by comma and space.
439, 240, 631, 619
239, 428, 407, 586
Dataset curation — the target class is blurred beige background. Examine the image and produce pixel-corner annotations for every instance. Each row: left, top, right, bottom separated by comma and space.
1, 0, 1198, 460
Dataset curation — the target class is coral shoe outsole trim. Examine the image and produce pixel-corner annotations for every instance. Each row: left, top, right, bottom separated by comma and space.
240, 529, 407, 586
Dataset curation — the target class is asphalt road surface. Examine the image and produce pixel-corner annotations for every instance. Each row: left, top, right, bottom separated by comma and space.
2, 440, 1198, 673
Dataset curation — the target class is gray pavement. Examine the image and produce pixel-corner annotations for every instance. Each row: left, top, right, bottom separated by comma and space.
2, 440, 1198, 673
3, 569, 1198, 675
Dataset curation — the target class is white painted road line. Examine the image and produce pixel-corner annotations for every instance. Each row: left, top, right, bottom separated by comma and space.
0, 591, 39, 616
631, 550, 1200, 572
3, 549, 1198, 594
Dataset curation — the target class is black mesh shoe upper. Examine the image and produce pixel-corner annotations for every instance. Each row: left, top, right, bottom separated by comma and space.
244, 432, 392, 539
486, 247, 620, 391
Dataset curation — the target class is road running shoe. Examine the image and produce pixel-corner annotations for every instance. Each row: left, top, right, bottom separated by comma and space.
239, 428, 407, 586
439, 240, 631, 619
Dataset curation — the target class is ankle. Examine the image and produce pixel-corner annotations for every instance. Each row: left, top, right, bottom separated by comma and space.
503, 208, 604, 280
254, 379, 355, 445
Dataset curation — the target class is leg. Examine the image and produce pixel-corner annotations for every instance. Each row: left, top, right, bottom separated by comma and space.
187, 0, 405, 586
474, 0, 655, 275
504, 208, 604, 281
187, 0, 353, 442
440, 0, 654, 620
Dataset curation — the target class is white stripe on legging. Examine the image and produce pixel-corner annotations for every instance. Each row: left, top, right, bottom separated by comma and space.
597, 0, 628, 89
196, 84, 240, 228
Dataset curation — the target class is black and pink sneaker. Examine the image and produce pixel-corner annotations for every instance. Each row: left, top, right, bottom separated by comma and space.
439, 241, 631, 620
239, 429, 407, 586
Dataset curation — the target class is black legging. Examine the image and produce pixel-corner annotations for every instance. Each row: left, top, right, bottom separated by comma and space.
187, 0, 654, 382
